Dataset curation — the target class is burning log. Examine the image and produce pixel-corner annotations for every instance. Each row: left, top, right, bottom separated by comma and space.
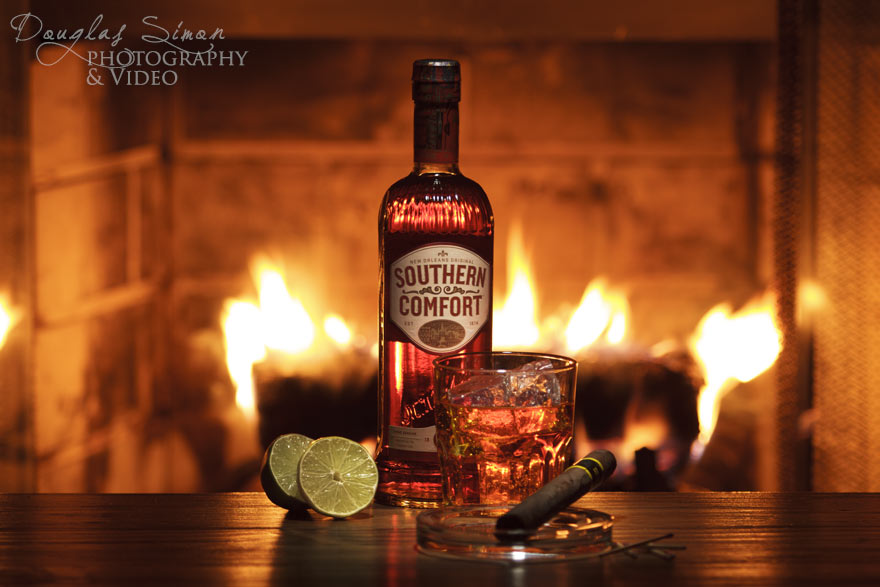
576, 350, 701, 490
633, 447, 671, 492
253, 363, 377, 450
222, 258, 378, 451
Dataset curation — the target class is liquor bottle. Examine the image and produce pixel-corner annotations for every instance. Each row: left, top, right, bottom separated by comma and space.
376, 59, 494, 507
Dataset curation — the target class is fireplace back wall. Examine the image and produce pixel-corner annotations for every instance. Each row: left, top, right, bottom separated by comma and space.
0, 14, 776, 491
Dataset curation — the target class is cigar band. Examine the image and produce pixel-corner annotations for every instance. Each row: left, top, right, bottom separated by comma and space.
584, 457, 605, 472
567, 456, 605, 480
568, 464, 595, 480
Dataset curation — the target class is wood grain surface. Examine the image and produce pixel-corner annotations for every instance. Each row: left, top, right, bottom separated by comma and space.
1, 492, 879, 586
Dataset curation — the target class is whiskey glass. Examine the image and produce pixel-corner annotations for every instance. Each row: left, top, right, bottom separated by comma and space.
432, 352, 577, 506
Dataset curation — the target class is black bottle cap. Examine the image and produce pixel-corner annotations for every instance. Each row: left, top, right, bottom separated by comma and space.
412, 59, 461, 82
412, 59, 460, 102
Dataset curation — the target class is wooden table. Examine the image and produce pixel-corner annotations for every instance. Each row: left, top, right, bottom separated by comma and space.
1, 492, 879, 585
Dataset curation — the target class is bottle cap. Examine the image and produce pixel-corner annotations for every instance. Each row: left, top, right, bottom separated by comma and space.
412, 59, 460, 103
412, 59, 461, 82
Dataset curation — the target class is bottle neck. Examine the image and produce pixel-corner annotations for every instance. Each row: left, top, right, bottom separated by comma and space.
413, 100, 459, 171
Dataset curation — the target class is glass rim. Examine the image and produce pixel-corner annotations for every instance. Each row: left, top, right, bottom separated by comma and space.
432, 351, 577, 375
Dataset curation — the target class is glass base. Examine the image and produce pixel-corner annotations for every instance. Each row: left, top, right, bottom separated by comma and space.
375, 491, 440, 509
375, 459, 442, 508
416, 505, 613, 563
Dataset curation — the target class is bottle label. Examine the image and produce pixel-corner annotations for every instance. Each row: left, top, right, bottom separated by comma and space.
413, 104, 458, 163
389, 244, 490, 353
388, 425, 436, 452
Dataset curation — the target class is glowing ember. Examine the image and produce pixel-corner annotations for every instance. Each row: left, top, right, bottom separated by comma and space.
689, 292, 782, 445
620, 415, 670, 464
564, 278, 629, 354
493, 226, 540, 349
222, 260, 358, 413
0, 296, 18, 350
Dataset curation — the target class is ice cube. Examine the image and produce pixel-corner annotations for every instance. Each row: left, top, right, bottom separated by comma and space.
513, 359, 555, 373
447, 359, 563, 407
447, 373, 509, 407
505, 359, 562, 407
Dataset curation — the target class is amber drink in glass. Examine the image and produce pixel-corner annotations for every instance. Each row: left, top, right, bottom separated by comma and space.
433, 352, 576, 506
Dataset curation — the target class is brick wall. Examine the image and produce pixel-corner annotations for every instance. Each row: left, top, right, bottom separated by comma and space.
172, 41, 775, 345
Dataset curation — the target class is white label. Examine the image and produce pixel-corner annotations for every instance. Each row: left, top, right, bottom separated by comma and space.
389, 244, 490, 353
388, 425, 437, 452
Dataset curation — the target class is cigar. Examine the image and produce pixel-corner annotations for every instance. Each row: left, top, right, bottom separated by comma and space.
494, 449, 616, 540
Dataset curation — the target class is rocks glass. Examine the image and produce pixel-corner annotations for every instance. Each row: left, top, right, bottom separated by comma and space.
432, 352, 577, 505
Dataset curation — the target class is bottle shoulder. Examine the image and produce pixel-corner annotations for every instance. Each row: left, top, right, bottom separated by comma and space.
382, 172, 493, 213
381, 172, 493, 235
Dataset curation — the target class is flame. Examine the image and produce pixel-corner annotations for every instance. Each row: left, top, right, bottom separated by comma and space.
257, 268, 314, 353
493, 227, 540, 348
492, 224, 629, 352
564, 278, 629, 354
222, 260, 356, 413
222, 301, 265, 413
0, 295, 19, 350
689, 292, 782, 445
606, 309, 627, 345
324, 314, 351, 346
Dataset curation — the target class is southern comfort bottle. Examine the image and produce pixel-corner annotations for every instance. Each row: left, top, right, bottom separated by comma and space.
377, 59, 494, 507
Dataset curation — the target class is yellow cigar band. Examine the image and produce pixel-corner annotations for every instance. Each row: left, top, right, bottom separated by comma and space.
567, 456, 606, 481
585, 457, 604, 472
567, 464, 595, 481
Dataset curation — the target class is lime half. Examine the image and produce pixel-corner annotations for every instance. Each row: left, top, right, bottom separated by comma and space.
298, 436, 379, 518
260, 433, 314, 509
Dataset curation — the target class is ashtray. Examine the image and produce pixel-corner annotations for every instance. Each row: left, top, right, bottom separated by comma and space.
416, 505, 614, 563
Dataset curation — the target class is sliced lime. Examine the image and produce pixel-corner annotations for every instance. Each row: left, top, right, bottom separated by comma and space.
260, 433, 313, 510
297, 436, 378, 518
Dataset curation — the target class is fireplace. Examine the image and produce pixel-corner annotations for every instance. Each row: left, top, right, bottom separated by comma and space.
5, 1, 857, 493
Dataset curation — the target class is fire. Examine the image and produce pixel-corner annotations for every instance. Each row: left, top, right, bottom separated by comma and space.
222, 260, 356, 414
620, 415, 670, 464
0, 295, 18, 350
493, 227, 540, 348
490, 225, 783, 458
324, 315, 352, 346
257, 268, 315, 354
564, 278, 629, 354
689, 292, 782, 445
222, 301, 265, 413
0, 295, 21, 349
492, 225, 629, 352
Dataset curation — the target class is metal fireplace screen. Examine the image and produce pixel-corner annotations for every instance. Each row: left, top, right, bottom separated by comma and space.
777, 0, 880, 491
